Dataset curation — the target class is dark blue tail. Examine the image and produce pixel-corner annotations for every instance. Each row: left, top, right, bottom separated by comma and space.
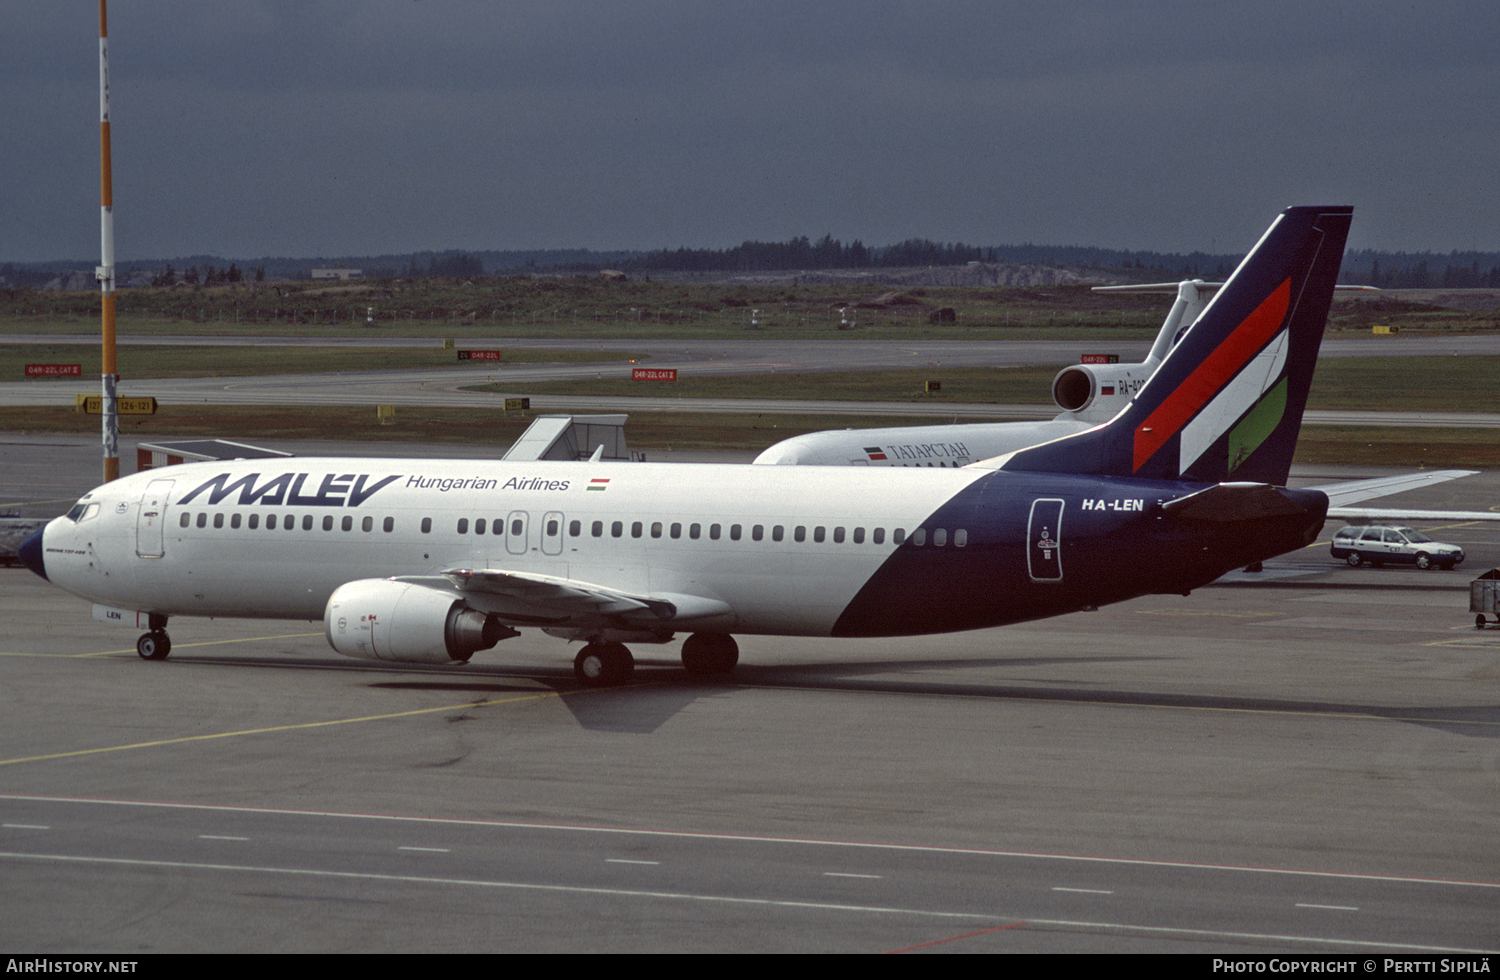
996, 206, 1352, 485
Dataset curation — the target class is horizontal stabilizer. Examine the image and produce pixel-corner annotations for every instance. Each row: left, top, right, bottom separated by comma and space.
1313, 469, 1477, 508
1162, 482, 1323, 522
1328, 507, 1500, 522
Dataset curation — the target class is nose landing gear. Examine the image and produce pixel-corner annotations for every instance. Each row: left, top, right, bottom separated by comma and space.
136, 630, 171, 660
135, 613, 171, 661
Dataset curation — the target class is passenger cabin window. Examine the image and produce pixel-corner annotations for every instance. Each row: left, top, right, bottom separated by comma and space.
214, 514, 224, 529
323, 515, 334, 531
303, 515, 314, 531
730, 524, 742, 541
383, 517, 394, 533
457, 518, 469, 534
475, 518, 486, 535
421, 517, 432, 534
248, 514, 259, 530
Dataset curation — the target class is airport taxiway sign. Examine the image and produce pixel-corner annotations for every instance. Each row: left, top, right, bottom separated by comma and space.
75, 395, 158, 415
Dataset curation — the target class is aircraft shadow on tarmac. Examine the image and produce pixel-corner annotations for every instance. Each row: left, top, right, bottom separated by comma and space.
154, 650, 1500, 738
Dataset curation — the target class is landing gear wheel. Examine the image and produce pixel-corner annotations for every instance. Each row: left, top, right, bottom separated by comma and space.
136, 630, 171, 661
574, 642, 634, 687
681, 633, 739, 677
1477, 615, 1487, 630
1346, 552, 1363, 567
1415, 552, 1432, 570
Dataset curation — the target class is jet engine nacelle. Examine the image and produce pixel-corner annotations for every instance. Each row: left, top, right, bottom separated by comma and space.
1051, 362, 1155, 422
324, 579, 515, 664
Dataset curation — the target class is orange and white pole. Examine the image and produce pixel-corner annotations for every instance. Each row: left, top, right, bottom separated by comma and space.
98, 0, 119, 482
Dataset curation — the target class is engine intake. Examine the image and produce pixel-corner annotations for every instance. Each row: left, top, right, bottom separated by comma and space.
1051, 363, 1153, 421
325, 579, 516, 664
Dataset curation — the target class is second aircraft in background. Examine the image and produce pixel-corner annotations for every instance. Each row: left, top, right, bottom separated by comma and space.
752, 280, 1377, 468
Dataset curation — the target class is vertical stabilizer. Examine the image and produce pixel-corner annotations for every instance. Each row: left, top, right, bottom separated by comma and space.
995, 206, 1352, 484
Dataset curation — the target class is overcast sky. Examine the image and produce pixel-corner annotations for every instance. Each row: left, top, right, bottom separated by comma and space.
5, 1, 1497, 263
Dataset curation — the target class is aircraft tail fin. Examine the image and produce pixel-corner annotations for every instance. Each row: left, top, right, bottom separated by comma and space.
992, 205, 1352, 484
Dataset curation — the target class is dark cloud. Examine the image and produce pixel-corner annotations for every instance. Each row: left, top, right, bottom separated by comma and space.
4, 1, 1497, 261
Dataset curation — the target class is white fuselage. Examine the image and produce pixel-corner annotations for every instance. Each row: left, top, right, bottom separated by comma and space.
751, 418, 1093, 467
39, 457, 987, 637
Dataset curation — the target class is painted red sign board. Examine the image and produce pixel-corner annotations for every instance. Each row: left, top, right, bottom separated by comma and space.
26, 364, 82, 377
1079, 354, 1120, 364
632, 368, 678, 381
458, 350, 502, 361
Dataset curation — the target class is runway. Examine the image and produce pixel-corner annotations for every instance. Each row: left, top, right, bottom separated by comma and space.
2, 437, 1498, 952
4, 335, 1500, 429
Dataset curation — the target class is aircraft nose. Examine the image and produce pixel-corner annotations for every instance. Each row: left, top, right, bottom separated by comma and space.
18, 526, 47, 581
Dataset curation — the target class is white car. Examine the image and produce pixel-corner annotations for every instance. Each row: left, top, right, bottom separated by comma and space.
1330, 525, 1465, 570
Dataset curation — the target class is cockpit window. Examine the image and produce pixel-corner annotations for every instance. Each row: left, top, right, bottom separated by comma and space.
65, 500, 99, 523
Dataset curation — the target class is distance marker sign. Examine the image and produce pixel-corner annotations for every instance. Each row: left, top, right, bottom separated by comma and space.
75, 395, 158, 415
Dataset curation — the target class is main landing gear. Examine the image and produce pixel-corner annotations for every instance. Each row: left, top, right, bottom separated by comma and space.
572, 633, 741, 687
574, 642, 634, 686
680, 632, 738, 677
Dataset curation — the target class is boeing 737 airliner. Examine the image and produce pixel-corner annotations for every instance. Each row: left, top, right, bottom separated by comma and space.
21, 206, 1352, 685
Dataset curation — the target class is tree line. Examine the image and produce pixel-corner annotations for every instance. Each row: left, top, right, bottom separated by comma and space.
8, 241, 1500, 288
627, 235, 997, 272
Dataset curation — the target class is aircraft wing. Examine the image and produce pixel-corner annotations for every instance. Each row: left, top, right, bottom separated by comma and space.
395, 569, 733, 626
1310, 469, 1500, 521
